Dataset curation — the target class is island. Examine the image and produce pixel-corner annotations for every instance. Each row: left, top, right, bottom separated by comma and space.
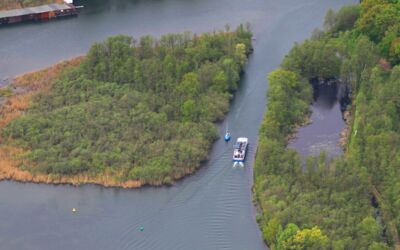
0, 26, 252, 188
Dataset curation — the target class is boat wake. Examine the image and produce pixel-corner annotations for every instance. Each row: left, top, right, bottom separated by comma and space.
232, 161, 244, 168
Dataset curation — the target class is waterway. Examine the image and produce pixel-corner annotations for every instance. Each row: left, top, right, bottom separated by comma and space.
0, 0, 356, 249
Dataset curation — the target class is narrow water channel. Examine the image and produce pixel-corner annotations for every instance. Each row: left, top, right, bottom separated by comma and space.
0, 0, 356, 249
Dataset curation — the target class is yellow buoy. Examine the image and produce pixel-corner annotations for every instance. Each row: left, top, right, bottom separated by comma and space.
72, 208, 77, 213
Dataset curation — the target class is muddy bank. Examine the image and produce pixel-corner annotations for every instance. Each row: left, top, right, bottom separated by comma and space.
339, 110, 351, 147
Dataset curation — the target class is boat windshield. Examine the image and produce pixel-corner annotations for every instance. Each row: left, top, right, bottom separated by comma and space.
234, 142, 242, 149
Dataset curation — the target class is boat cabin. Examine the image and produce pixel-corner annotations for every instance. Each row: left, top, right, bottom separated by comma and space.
233, 137, 248, 162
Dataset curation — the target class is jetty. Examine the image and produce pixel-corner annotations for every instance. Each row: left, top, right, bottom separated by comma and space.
0, 2, 80, 25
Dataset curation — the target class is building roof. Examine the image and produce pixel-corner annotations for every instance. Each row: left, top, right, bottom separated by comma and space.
0, 3, 73, 19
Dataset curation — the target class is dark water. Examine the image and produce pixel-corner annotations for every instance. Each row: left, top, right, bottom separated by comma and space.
0, 0, 356, 249
289, 81, 350, 157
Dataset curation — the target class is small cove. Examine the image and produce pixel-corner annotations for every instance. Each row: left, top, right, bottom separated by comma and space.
289, 80, 351, 157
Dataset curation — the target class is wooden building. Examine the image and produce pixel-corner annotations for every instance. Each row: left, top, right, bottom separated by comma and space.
0, 3, 78, 25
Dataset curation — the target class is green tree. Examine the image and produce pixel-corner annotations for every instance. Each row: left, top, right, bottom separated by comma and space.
290, 227, 329, 250
368, 242, 391, 250
332, 5, 360, 33
356, 216, 381, 248
357, 0, 400, 42
324, 9, 336, 32
342, 36, 379, 90
277, 224, 300, 250
263, 218, 283, 247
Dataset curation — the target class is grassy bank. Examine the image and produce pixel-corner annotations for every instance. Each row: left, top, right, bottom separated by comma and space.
255, 1, 399, 249
0, 27, 252, 188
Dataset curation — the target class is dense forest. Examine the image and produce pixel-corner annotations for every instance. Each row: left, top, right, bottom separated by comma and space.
255, 0, 399, 249
1, 26, 252, 185
0, 0, 64, 10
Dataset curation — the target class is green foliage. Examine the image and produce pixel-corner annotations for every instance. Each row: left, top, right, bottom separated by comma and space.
265, 69, 311, 136
2, 27, 252, 184
281, 39, 343, 79
368, 242, 392, 250
324, 5, 360, 34
378, 24, 400, 64
255, 1, 399, 248
274, 224, 329, 250
276, 224, 299, 250
356, 216, 382, 248
357, 0, 400, 43
341, 36, 380, 90
263, 218, 282, 245
284, 226, 329, 250
83, 35, 134, 83
348, 65, 400, 241
323, 9, 336, 33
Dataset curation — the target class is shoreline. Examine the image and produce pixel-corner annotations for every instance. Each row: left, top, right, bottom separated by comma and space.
0, 144, 199, 189
339, 110, 351, 148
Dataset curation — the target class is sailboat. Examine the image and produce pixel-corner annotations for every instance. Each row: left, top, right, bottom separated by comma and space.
224, 123, 231, 142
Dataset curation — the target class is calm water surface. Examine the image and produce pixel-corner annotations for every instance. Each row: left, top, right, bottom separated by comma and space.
0, 0, 356, 249
289, 82, 350, 157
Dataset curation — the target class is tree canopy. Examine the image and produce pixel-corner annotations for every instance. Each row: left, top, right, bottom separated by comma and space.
255, 1, 399, 249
